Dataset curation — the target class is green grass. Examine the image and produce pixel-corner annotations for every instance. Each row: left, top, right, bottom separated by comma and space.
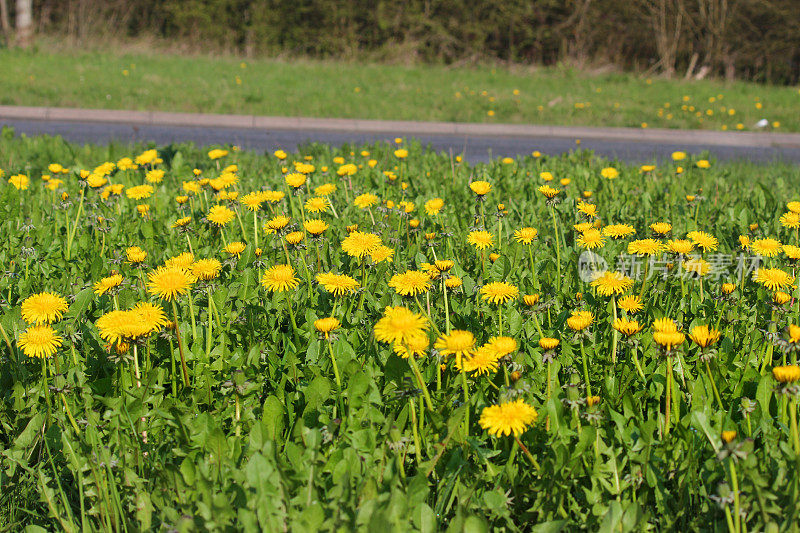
2, 44, 799, 131
2, 127, 800, 530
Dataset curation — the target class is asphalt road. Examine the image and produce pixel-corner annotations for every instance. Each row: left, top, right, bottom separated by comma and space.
4, 118, 800, 164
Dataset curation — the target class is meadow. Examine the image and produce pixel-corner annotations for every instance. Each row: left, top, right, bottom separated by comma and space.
1, 45, 799, 132
1, 126, 800, 531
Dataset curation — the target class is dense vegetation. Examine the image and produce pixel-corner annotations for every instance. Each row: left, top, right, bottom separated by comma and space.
22, 0, 800, 84
1, 127, 800, 530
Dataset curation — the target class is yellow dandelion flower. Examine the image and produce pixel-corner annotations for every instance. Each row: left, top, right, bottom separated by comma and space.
753, 268, 795, 291
751, 238, 782, 257
285, 173, 306, 188
780, 212, 800, 229
341, 231, 382, 259
315, 272, 359, 296
314, 317, 340, 338
304, 219, 329, 236
224, 242, 246, 257
18, 325, 62, 358
374, 306, 429, 346
164, 252, 195, 269
425, 198, 445, 215
577, 228, 605, 249
613, 318, 642, 336
261, 264, 300, 292
469, 181, 491, 196
191, 259, 222, 281
265, 215, 291, 233
435, 330, 475, 366
468, 230, 494, 250
687, 231, 718, 252
389, 270, 432, 296
207, 205, 235, 227
567, 310, 593, 331
480, 282, 519, 304
459, 344, 500, 376
369, 245, 395, 264
393, 332, 430, 359
285, 232, 304, 245
591, 271, 633, 296
126, 184, 154, 200
21, 292, 69, 325
602, 224, 636, 239
148, 266, 196, 301
353, 193, 379, 209
628, 239, 664, 256
126, 246, 147, 264
93, 274, 123, 296
538, 185, 560, 198
688, 325, 721, 348
667, 239, 694, 254
479, 399, 538, 437
513, 227, 538, 245
773, 365, 800, 383
305, 196, 330, 213
617, 295, 643, 313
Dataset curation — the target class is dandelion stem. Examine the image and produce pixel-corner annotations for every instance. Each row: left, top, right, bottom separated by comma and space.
235, 207, 247, 242
705, 360, 724, 411
298, 250, 313, 298
414, 295, 440, 336
759, 310, 776, 374
187, 290, 198, 344
60, 393, 81, 435
356, 259, 368, 311
286, 294, 298, 334
442, 279, 451, 334
171, 300, 190, 387
724, 506, 736, 533
549, 205, 561, 292
459, 363, 470, 434
42, 357, 52, 422
65, 187, 85, 261
513, 435, 540, 471
580, 338, 591, 397
532, 314, 543, 338
132, 344, 142, 388
253, 210, 259, 249
168, 337, 177, 397
326, 339, 341, 389
407, 355, 434, 412
281, 241, 292, 265
790, 397, 800, 456
730, 460, 741, 533
409, 398, 422, 466
0, 321, 15, 360
235, 394, 241, 437
611, 296, 618, 365
665, 353, 673, 436
206, 287, 214, 360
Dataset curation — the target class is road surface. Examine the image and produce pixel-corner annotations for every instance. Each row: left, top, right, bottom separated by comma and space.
2, 113, 799, 164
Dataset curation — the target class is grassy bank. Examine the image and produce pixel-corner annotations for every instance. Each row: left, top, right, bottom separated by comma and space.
2, 45, 798, 131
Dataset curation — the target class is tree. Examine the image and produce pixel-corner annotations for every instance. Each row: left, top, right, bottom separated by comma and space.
15, 0, 32, 48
